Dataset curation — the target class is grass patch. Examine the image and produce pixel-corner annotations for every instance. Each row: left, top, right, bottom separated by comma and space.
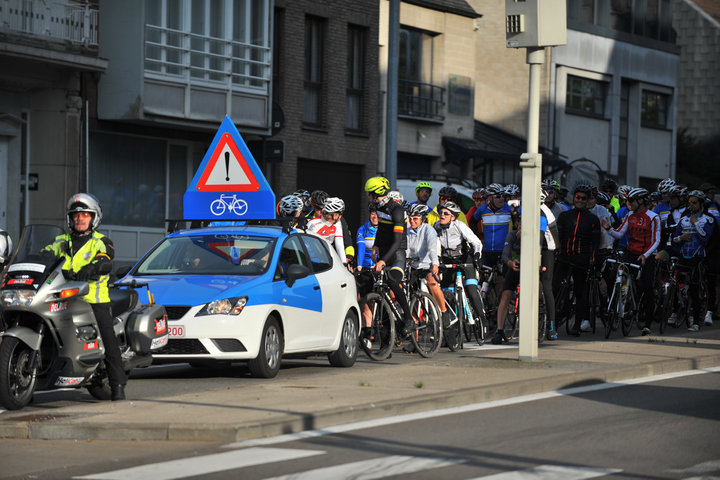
414, 381, 424, 389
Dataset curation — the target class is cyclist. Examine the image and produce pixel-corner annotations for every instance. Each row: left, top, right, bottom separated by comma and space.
307, 197, 347, 264
600, 178, 620, 213
307, 190, 328, 220
654, 178, 676, 225
556, 182, 601, 335
412, 181, 433, 206
540, 189, 560, 340
428, 186, 468, 226
277, 194, 307, 230
602, 187, 662, 335
542, 179, 569, 219
505, 184, 521, 226
365, 176, 415, 337
467, 188, 486, 238
406, 203, 449, 325
472, 183, 513, 271
670, 189, 716, 332
293, 189, 312, 217
435, 201, 484, 328
356, 204, 378, 271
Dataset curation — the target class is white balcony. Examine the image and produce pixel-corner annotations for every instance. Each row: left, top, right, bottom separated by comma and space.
0, 0, 99, 47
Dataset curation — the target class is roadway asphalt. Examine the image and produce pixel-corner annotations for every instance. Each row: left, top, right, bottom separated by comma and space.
1, 326, 719, 443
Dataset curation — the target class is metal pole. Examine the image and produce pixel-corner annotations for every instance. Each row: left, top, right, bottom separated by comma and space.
385, 0, 399, 189
518, 47, 545, 361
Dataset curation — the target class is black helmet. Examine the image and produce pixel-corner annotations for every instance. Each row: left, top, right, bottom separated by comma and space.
573, 181, 593, 195
438, 186, 457, 200
601, 179, 618, 194
310, 190, 328, 209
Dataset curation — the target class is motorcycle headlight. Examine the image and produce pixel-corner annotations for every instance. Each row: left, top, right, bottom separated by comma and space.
197, 296, 248, 316
1, 289, 37, 307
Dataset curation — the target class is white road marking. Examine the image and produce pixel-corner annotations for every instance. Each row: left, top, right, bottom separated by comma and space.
263, 455, 464, 480
467, 465, 622, 479
72, 447, 324, 480
670, 459, 720, 473
227, 366, 720, 448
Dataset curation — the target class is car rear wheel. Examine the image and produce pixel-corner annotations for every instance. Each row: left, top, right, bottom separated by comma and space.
248, 317, 283, 378
328, 311, 358, 367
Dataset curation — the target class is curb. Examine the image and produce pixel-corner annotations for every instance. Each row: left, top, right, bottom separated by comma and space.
3, 352, 719, 442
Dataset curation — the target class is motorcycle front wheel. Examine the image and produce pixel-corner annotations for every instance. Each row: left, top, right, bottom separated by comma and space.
0, 336, 38, 410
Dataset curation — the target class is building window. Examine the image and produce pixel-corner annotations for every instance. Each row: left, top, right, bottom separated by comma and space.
304, 15, 326, 127
641, 90, 670, 128
346, 25, 366, 132
144, 0, 271, 92
573, 0, 674, 42
566, 75, 608, 117
398, 27, 444, 121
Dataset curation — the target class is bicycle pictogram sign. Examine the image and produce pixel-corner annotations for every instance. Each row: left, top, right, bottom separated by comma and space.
210, 194, 248, 216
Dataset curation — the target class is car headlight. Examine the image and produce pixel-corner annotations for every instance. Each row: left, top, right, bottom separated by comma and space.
1, 289, 37, 307
197, 296, 248, 316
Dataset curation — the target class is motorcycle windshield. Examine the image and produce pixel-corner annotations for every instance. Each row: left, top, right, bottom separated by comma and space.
4, 224, 65, 287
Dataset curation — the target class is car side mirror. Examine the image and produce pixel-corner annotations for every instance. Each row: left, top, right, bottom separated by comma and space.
286, 264, 311, 288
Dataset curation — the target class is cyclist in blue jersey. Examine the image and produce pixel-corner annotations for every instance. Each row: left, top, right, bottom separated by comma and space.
411, 181, 433, 207
670, 190, 716, 332
654, 178, 676, 226
356, 205, 378, 270
701, 183, 720, 325
471, 183, 513, 269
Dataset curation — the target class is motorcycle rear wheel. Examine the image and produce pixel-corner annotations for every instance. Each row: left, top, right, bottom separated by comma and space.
0, 336, 38, 410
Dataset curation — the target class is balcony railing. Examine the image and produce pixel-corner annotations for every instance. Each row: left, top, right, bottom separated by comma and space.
0, 0, 99, 47
398, 79, 445, 122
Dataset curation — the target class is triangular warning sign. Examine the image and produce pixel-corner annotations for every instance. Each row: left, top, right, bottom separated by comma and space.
196, 133, 260, 192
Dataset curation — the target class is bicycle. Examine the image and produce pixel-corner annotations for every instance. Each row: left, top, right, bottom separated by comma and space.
405, 266, 443, 358
654, 256, 678, 334
502, 267, 548, 342
479, 263, 501, 328
438, 262, 489, 350
360, 268, 441, 360
603, 254, 642, 338
667, 259, 707, 330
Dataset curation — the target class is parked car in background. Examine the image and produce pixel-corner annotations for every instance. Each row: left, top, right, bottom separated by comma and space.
396, 176, 477, 212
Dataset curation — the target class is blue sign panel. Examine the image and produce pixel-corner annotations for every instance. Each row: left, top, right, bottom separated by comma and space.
184, 116, 276, 220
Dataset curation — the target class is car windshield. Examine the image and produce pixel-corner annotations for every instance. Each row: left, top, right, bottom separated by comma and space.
134, 234, 276, 276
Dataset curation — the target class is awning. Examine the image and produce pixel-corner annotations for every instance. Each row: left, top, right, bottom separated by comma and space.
442, 121, 568, 170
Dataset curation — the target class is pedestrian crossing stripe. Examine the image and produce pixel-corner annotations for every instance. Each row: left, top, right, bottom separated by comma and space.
75, 447, 622, 480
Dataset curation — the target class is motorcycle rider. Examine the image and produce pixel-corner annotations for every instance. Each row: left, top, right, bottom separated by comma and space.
44, 193, 126, 401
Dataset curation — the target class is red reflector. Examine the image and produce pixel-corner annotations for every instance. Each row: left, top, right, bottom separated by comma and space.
8, 279, 33, 285
84, 341, 98, 350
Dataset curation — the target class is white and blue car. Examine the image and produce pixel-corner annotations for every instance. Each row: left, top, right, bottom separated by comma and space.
120, 225, 360, 378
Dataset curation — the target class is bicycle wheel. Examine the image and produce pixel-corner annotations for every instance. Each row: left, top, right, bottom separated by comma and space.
443, 290, 462, 352
620, 288, 635, 336
537, 291, 547, 343
658, 285, 675, 335
360, 293, 396, 361
677, 287, 690, 328
409, 292, 442, 358
471, 297, 489, 346
505, 290, 519, 340
483, 283, 500, 333
605, 288, 620, 339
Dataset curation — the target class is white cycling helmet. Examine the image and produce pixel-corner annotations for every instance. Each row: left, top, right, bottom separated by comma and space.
278, 195, 303, 216
322, 197, 345, 214
67, 193, 102, 231
387, 190, 404, 204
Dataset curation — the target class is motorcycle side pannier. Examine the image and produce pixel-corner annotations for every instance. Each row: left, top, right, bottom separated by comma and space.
126, 304, 168, 354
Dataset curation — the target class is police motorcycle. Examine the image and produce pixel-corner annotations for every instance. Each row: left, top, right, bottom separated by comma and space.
0, 224, 168, 410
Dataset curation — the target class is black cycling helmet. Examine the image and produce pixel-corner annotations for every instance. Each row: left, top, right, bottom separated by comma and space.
438, 186, 457, 200
573, 181, 593, 195
596, 191, 612, 206
310, 190, 328, 209
600, 179, 618, 194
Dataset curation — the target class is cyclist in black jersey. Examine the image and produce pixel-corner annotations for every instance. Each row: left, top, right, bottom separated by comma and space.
364, 176, 415, 337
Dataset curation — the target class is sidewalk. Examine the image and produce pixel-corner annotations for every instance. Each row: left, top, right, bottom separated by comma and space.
1, 328, 719, 442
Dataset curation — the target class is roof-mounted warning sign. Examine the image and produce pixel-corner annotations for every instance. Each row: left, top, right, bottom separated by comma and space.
184, 116, 276, 220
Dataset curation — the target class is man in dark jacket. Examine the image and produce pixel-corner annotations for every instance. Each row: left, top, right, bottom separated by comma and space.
556, 182, 601, 335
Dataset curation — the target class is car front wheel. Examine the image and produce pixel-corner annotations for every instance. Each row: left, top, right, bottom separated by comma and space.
328, 311, 358, 368
248, 317, 283, 378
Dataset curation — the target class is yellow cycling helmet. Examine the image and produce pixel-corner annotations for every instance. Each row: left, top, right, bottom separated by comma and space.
365, 176, 390, 196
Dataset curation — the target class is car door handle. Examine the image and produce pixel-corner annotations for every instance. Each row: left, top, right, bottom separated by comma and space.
313, 285, 321, 290
341, 282, 347, 288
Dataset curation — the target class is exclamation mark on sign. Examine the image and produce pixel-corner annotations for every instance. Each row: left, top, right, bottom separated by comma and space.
225, 152, 230, 181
